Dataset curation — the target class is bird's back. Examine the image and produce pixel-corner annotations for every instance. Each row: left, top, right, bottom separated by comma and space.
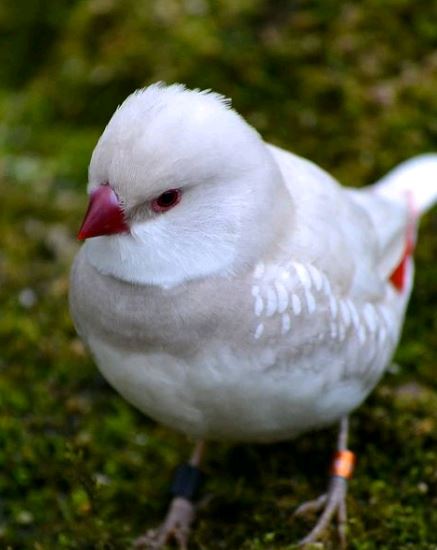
268, 144, 411, 303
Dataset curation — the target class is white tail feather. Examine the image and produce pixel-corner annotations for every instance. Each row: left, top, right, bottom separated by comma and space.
374, 154, 437, 216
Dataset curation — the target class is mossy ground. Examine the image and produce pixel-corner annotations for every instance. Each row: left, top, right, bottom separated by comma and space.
0, 1, 436, 548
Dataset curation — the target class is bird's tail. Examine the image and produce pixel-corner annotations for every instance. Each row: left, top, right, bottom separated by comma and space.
373, 154, 437, 217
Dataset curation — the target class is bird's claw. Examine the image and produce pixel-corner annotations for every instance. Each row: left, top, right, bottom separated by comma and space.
134, 497, 195, 550
294, 476, 348, 548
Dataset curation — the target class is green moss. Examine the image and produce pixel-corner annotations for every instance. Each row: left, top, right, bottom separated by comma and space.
0, 1, 436, 548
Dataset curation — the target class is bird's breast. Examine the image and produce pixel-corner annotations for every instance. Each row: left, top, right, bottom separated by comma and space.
69, 249, 410, 441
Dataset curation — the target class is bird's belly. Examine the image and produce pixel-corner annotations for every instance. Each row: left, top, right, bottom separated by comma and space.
88, 335, 387, 442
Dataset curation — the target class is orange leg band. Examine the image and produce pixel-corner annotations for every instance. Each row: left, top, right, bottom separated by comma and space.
330, 450, 356, 479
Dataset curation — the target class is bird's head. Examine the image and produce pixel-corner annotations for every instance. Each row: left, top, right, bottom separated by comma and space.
78, 83, 291, 287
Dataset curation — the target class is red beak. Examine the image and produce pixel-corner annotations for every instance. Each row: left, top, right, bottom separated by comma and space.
77, 184, 129, 240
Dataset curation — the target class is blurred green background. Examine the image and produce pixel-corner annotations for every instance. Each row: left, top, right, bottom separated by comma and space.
0, 1, 436, 548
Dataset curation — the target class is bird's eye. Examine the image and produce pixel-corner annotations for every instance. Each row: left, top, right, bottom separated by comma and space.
151, 189, 182, 213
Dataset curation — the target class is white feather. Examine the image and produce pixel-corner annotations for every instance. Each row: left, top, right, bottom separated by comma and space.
87, 84, 292, 287
373, 154, 437, 215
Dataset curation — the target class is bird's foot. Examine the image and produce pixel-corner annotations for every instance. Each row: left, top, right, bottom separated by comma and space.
294, 476, 348, 548
134, 497, 195, 550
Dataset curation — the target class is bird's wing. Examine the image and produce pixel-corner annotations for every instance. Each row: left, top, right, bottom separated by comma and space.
267, 145, 406, 302
345, 188, 409, 284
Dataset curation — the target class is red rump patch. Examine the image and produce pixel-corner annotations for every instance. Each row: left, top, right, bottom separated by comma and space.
389, 192, 417, 293
389, 238, 415, 292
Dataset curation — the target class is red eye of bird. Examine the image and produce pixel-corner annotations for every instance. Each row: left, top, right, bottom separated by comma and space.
151, 189, 182, 213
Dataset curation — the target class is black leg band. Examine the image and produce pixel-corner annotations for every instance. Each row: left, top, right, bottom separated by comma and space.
170, 463, 204, 501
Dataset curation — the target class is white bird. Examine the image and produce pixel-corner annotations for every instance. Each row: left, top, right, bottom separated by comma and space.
69, 83, 437, 549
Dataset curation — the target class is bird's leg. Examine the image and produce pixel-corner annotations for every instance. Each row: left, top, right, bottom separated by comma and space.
294, 417, 355, 548
134, 441, 206, 550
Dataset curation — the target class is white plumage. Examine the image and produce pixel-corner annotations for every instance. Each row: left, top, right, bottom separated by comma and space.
71, 83, 436, 441
69, 82, 436, 546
